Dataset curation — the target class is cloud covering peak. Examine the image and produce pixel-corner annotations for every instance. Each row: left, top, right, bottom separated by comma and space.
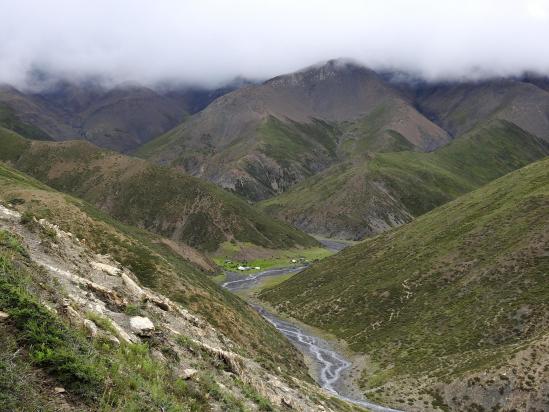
2, 0, 549, 89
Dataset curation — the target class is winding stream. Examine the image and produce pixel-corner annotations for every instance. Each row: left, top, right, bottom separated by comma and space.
222, 266, 402, 412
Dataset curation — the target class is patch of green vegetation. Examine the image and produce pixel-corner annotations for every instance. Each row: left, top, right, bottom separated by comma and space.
85, 312, 119, 336
0, 322, 66, 411
261, 157, 549, 385
0, 245, 104, 401
237, 378, 274, 411
124, 303, 144, 317
258, 116, 339, 168
0, 126, 32, 161
213, 245, 333, 273
0, 229, 27, 256
338, 103, 416, 154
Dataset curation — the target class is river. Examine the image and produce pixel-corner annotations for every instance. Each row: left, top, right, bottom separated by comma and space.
221, 266, 402, 412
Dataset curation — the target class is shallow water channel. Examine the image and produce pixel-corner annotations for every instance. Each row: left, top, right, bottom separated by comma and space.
221, 266, 402, 412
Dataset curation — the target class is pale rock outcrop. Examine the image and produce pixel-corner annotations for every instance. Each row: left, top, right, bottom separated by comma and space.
91, 261, 121, 276
130, 316, 155, 336
83, 319, 99, 337
179, 368, 198, 380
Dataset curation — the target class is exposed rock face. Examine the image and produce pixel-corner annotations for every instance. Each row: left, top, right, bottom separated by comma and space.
83, 319, 99, 337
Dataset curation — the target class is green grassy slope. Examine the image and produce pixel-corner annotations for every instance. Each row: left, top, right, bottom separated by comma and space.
261, 157, 549, 399
260, 120, 549, 239
0, 128, 318, 253
0, 161, 311, 384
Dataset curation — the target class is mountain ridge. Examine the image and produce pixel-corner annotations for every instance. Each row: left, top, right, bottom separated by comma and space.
259, 120, 549, 239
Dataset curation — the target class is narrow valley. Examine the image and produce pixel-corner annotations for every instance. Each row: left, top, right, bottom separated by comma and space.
220, 263, 403, 411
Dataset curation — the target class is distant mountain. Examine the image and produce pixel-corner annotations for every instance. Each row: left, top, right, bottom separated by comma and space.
0, 127, 318, 253
261, 157, 549, 411
138, 62, 549, 213
137, 60, 451, 200
412, 77, 549, 139
0, 80, 239, 152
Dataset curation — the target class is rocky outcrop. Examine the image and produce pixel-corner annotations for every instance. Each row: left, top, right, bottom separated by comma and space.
129, 316, 155, 336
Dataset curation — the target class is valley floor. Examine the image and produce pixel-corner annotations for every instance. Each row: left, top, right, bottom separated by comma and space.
218, 265, 402, 412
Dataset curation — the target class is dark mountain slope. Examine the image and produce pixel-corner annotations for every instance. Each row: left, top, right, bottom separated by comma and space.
414, 78, 549, 140
260, 120, 549, 239
0, 128, 318, 253
0, 80, 239, 152
0, 101, 53, 140
261, 157, 549, 411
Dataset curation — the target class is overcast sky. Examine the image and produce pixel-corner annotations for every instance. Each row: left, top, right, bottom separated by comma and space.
2, 0, 549, 89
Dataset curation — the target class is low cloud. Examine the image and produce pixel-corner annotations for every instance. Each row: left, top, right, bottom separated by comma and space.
2, 0, 549, 89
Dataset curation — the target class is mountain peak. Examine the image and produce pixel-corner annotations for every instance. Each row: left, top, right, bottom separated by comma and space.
264, 58, 376, 88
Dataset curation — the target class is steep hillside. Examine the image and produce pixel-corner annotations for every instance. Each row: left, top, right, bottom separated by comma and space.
0, 129, 318, 253
260, 120, 549, 239
261, 158, 549, 411
0, 164, 357, 411
137, 60, 450, 201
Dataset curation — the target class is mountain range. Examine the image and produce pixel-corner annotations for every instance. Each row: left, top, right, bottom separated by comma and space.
0, 79, 241, 152
3, 60, 549, 243
0, 127, 317, 254
1, 58, 548, 411
133, 60, 549, 239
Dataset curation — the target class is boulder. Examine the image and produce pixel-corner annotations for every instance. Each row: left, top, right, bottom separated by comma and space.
130, 316, 154, 336
121, 273, 144, 298
0, 311, 9, 321
83, 319, 99, 337
179, 368, 198, 380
